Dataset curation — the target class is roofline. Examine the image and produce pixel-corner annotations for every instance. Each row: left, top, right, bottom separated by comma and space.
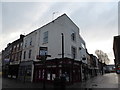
25, 13, 80, 37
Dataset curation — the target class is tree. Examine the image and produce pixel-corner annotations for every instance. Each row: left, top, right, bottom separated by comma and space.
95, 50, 110, 65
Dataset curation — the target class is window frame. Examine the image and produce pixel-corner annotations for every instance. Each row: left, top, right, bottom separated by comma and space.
71, 46, 77, 59
23, 51, 26, 59
71, 31, 76, 42
43, 31, 48, 44
30, 38, 32, 46
28, 49, 32, 58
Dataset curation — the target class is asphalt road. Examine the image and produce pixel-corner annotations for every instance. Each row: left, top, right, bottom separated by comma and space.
1, 73, 120, 90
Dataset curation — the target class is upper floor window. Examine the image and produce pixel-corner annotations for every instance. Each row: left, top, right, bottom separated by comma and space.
14, 45, 16, 51
17, 44, 19, 48
17, 44, 20, 50
23, 51, 26, 59
71, 46, 77, 59
71, 31, 76, 42
30, 38, 32, 46
21, 43, 23, 46
81, 43, 85, 49
25, 40, 27, 47
28, 49, 32, 58
43, 31, 48, 43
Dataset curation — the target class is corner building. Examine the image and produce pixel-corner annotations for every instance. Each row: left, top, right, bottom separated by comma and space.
18, 14, 87, 83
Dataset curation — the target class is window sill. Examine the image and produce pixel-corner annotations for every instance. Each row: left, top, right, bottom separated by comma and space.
42, 42, 48, 45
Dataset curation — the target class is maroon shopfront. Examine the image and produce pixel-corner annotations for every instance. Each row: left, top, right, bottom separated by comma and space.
33, 58, 82, 84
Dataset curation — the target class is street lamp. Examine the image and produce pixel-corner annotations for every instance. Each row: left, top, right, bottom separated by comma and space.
36, 50, 51, 90
42, 53, 51, 90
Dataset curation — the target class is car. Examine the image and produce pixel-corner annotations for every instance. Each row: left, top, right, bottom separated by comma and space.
116, 70, 120, 74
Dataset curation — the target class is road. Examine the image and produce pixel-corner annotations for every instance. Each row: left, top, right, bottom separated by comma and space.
68, 73, 120, 89
1, 73, 120, 90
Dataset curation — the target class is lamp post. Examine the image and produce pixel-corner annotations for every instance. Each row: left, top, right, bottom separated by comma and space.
37, 49, 51, 90
42, 53, 51, 90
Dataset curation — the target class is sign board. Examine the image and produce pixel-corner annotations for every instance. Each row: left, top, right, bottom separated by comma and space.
36, 47, 48, 60
4, 59, 10, 62
39, 47, 47, 56
37, 47, 51, 60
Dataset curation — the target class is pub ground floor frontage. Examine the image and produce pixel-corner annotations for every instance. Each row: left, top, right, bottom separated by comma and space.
2, 64, 19, 79
2, 58, 100, 84
18, 58, 83, 84
2, 58, 101, 85
8, 64, 19, 79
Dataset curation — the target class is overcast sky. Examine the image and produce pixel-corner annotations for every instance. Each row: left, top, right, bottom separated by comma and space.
1, 0, 119, 64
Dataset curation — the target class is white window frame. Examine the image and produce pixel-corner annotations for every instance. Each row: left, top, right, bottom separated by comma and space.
43, 31, 48, 44
71, 46, 77, 59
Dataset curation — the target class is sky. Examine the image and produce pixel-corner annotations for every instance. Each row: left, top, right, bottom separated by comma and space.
0, 0, 119, 64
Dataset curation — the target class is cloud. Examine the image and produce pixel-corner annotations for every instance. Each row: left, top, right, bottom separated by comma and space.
1, 2, 118, 64
2, 2, 54, 34
86, 39, 115, 64
0, 2, 2, 51
68, 2, 118, 42
1, 2, 55, 50
1, 0, 119, 2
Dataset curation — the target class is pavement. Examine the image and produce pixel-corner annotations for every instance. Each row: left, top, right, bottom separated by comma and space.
1, 73, 120, 90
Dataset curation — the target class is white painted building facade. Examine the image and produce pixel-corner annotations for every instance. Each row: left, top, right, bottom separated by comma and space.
22, 14, 87, 62
20, 14, 87, 82
0, 52, 2, 67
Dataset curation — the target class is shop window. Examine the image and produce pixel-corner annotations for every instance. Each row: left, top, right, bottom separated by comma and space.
26, 66, 32, 77
47, 73, 51, 80
38, 70, 41, 79
52, 74, 56, 80
27, 70, 31, 76
42, 69, 45, 79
